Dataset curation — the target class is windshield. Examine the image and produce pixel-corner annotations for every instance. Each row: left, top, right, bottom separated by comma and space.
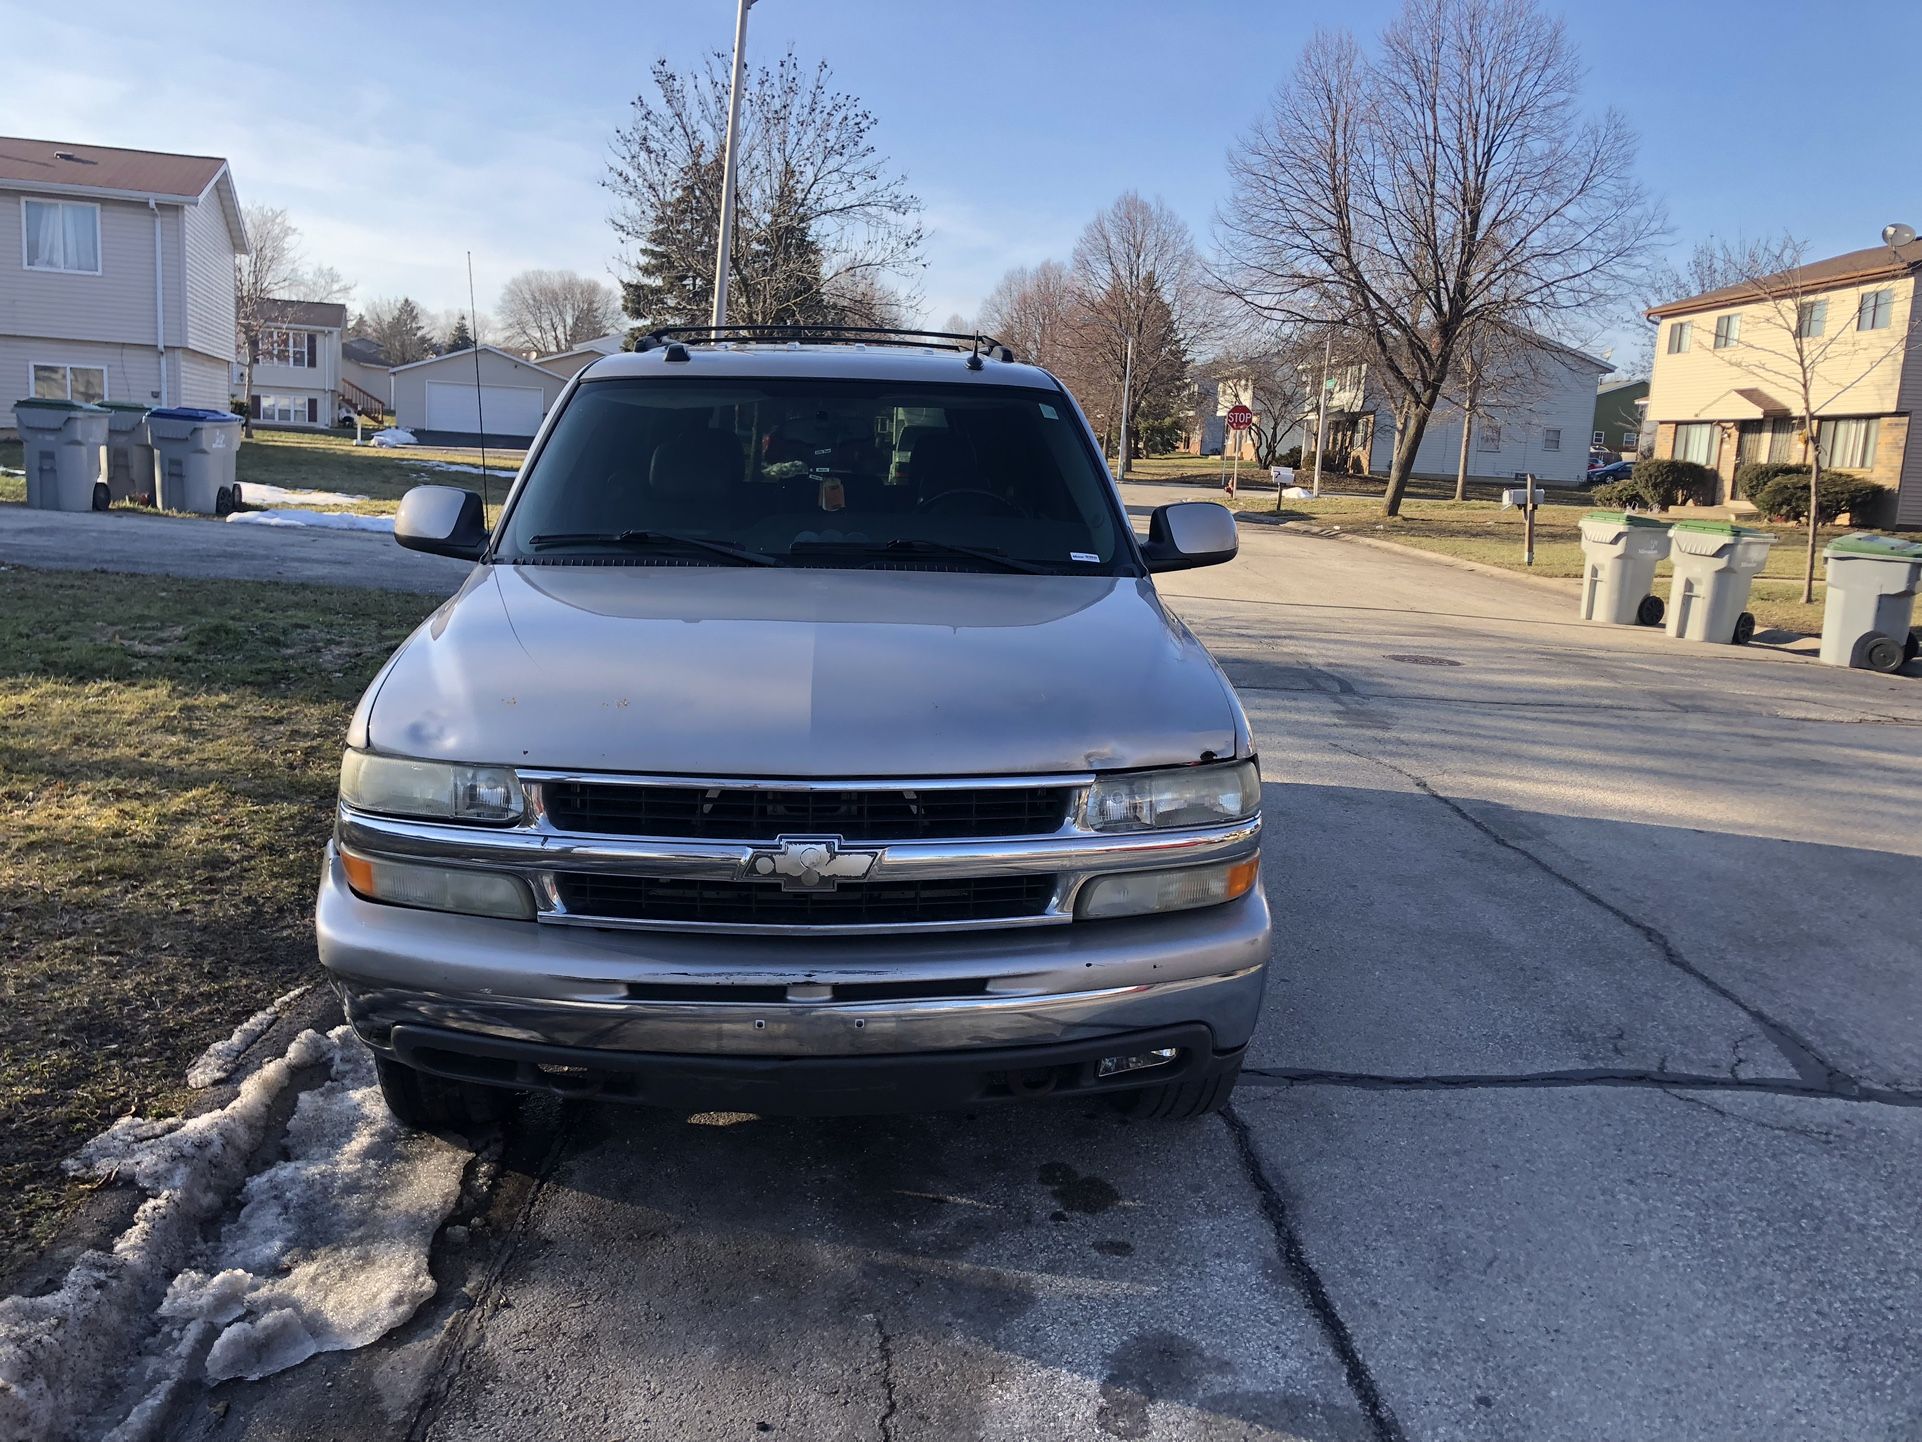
494, 377, 1130, 573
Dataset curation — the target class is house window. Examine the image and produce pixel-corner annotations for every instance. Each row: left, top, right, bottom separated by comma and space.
1478, 423, 1502, 451
1673, 422, 1715, 466
1591, 430, 1604, 446
1795, 300, 1827, 338
22, 198, 101, 273
1857, 289, 1893, 332
1542, 427, 1561, 451
1818, 416, 1880, 470
1765, 416, 1795, 462
259, 329, 318, 368
1713, 314, 1741, 349
254, 394, 317, 425
1666, 321, 1691, 354
30, 362, 106, 402
1621, 430, 1638, 449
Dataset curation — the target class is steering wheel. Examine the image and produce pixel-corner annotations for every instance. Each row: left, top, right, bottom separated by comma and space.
916, 488, 1028, 519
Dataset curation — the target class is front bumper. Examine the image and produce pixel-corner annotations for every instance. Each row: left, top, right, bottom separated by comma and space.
317, 845, 1271, 1065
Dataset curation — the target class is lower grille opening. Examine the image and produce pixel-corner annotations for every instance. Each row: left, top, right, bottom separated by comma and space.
555, 873, 1058, 927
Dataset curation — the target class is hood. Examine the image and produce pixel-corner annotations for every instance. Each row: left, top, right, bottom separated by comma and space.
361, 564, 1241, 778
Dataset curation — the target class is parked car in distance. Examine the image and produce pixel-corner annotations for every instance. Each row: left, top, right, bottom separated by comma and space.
1585, 460, 1635, 486
318, 328, 1270, 1133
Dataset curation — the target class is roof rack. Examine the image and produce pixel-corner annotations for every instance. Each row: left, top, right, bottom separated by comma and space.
635, 324, 1017, 368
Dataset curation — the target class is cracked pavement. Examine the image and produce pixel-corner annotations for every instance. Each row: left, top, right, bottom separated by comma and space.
171, 489, 1922, 1440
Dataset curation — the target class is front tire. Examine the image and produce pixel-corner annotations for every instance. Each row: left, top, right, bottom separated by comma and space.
374, 1053, 519, 1138
1108, 1058, 1242, 1120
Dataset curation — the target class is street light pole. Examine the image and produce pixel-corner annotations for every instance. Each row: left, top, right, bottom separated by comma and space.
1312, 331, 1331, 498
710, 0, 754, 328
1115, 333, 1135, 479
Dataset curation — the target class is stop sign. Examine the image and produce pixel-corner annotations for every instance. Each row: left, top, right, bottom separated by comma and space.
1226, 404, 1254, 431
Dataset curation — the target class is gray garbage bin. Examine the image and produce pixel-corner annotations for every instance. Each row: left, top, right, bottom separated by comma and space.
1666, 520, 1776, 645
97, 402, 155, 504
12, 398, 110, 512
146, 406, 243, 514
1818, 533, 1922, 672
1578, 510, 1671, 626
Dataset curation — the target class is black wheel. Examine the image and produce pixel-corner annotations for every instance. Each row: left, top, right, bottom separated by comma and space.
1635, 594, 1665, 627
1854, 633, 1905, 674
373, 1053, 519, 1138
230, 483, 244, 511
1731, 611, 1756, 645
214, 485, 235, 517
1108, 1058, 1241, 1120
91, 481, 110, 512
1905, 632, 1920, 664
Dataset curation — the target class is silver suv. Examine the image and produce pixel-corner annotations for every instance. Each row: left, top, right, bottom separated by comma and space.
317, 329, 1269, 1133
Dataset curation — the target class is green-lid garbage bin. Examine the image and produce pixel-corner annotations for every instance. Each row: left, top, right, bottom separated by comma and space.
146, 407, 243, 515
1666, 520, 1776, 645
97, 401, 154, 504
1819, 533, 1922, 673
1579, 510, 1671, 626
11, 398, 109, 512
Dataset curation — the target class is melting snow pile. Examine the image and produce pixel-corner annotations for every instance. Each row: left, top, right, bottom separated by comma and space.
226, 510, 394, 533
369, 427, 417, 448
0, 1025, 468, 1440
234, 483, 369, 509
184, 985, 312, 1089
413, 460, 502, 477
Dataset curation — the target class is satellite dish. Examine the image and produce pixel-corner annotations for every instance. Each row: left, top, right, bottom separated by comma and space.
1884, 222, 1917, 248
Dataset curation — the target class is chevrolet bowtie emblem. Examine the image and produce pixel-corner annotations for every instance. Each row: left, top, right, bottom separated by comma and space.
742, 835, 880, 891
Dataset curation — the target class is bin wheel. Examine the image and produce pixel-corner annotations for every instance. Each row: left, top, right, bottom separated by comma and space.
1731, 612, 1756, 646
1635, 594, 1665, 627
230, 483, 244, 511
214, 485, 235, 517
1854, 633, 1905, 674
1906, 632, 1920, 664
90, 482, 110, 512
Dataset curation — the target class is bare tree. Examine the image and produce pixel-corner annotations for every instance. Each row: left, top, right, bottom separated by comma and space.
498, 269, 623, 354
234, 206, 302, 435
357, 297, 434, 367
1218, 0, 1662, 516
1208, 335, 1315, 468
1444, 321, 1559, 500
979, 261, 1077, 371
286, 264, 354, 306
609, 49, 923, 330
1671, 233, 1921, 601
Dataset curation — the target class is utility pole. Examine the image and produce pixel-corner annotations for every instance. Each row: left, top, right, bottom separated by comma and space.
709, 0, 754, 328
1115, 333, 1135, 479
1312, 331, 1331, 498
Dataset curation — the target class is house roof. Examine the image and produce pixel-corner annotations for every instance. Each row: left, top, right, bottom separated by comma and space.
536, 331, 628, 363
0, 136, 247, 251
1648, 241, 1922, 318
341, 336, 391, 367
1597, 378, 1649, 398
389, 344, 566, 379
261, 298, 347, 330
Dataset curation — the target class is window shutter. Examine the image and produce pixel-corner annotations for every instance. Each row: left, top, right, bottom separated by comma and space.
250, 394, 261, 420
308, 397, 319, 424
307, 333, 318, 368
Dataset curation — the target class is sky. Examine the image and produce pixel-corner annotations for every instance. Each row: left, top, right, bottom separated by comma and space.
7, 0, 1921, 368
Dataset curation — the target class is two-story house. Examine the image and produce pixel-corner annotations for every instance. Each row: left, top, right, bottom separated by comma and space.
0, 137, 245, 421
245, 298, 353, 427
1644, 240, 1922, 526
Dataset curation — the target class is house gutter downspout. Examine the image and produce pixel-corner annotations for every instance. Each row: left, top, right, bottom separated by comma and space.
149, 200, 168, 406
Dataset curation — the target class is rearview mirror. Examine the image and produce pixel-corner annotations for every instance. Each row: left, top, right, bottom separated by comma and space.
394, 484, 487, 560
1140, 501, 1238, 572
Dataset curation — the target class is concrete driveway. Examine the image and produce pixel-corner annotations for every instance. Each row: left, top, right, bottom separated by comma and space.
30, 496, 1922, 1440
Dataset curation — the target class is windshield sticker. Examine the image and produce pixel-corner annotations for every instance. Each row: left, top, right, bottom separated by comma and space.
1039, 404, 1059, 420
1070, 551, 1099, 563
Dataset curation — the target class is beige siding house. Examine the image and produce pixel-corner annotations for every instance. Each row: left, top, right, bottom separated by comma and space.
1645, 240, 1922, 526
535, 331, 627, 381
390, 345, 568, 443
0, 137, 245, 422
241, 298, 382, 428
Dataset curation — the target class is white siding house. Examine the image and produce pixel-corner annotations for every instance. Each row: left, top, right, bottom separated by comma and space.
390, 346, 568, 443
0, 137, 245, 421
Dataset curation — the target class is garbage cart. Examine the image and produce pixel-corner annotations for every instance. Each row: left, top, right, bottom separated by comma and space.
146, 407, 243, 514
12, 398, 109, 511
1579, 510, 1671, 626
1666, 520, 1776, 644
1818, 533, 1922, 672
98, 402, 154, 504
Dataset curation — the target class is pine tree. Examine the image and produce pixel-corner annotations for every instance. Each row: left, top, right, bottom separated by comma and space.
385, 298, 430, 366
621, 158, 721, 331
447, 313, 475, 353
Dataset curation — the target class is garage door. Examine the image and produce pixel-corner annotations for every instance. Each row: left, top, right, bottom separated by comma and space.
424, 380, 546, 438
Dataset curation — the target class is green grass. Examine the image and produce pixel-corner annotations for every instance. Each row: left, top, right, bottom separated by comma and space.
0, 567, 432, 1268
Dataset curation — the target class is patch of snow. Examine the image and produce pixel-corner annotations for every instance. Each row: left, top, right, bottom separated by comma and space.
235, 483, 368, 508
411, 460, 506, 477
185, 985, 313, 1089
226, 509, 394, 533
0, 466, 23, 478
369, 427, 417, 448
1281, 485, 1315, 499
0, 1027, 468, 1439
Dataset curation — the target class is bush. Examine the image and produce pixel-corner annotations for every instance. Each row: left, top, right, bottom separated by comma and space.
1630, 458, 1717, 509
1734, 461, 1806, 502
1590, 478, 1645, 509
1280, 445, 1303, 469
1749, 470, 1881, 524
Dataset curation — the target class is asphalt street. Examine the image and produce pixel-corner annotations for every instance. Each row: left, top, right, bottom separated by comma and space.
32, 490, 1922, 1440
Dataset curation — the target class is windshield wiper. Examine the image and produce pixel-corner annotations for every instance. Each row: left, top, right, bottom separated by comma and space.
786, 537, 1051, 575
526, 530, 782, 567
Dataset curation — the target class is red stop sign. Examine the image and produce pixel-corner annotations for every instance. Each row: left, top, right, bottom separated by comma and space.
1226, 404, 1254, 431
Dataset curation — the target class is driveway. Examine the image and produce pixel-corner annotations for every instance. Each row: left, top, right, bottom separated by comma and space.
25, 498, 1922, 1440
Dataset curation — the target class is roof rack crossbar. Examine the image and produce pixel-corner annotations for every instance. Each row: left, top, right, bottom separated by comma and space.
635, 324, 1017, 363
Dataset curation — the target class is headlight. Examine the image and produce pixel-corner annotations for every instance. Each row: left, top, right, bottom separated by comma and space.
1084, 760, 1260, 832
340, 848, 535, 920
1075, 858, 1260, 920
339, 750, 523, 823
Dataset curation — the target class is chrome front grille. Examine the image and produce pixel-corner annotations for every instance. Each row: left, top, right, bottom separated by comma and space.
552, 872, 1060, 927
540, 779, 1071, 841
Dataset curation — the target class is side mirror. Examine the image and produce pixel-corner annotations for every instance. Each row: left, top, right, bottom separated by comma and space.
1140, 501, 1238, 573
394, 484, 487, 560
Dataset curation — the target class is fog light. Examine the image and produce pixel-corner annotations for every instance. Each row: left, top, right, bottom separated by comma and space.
1097, 1047, 1180, 1078
1075, 857, 1259, 920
